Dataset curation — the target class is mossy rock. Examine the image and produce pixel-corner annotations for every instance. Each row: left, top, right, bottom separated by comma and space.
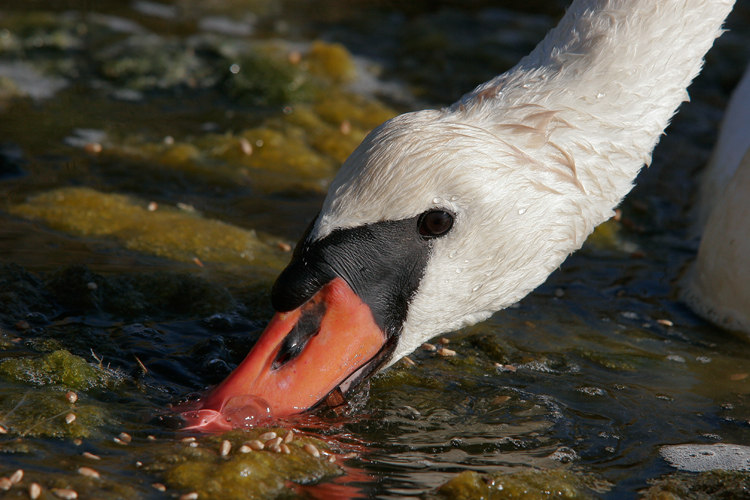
640, 470, 750, 500
10, 187, 285, 268
432, 469, 600, 500
0, 349, 118, 391
147, 429, 342, 500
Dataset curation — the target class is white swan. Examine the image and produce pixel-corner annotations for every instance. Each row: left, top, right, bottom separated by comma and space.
683, 65, 750, 333
179, 0, 737, 430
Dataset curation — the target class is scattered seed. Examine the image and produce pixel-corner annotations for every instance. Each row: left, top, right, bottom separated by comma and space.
180, 493, 198, 500
339, 120, 352, 135
181, 437, 196, 443
120, 432, 133, 443
657, 319, 674, 327
247, 439, 264, 450
340, 452, 359, 459
147, 201, 158, 211
421, 343, 436, 352
494, 363, 517, 372
269, 444, 282, 453
29, 483, 41, 499
193, 257, 204, 268
51, 488, 78, 499
65, 391, 78, 403
303, 443, 320, 458
493, 395, 511, 404
283, 430, 295, 443
265, 436, 282, 448
78, 467, 100, 479
220, 440, 232, 457
328, 455, 336, 463
113, 437, 126, 445
86, 281, 98, 291
401, 356, 415, 367
0, 424, 7, 434
258, 431, 277, 441
14, 320, 30, 331
9, 470, 23, 484
135, 461, 143, 467
438, 337, 450, 345
613, 208, 622, 221
65, 413, 76, 424
163, 135, 174, 145
239, 445, 253, 453
730, 373, 748, 381
277, 241, 292, 252
189, 442, 199, 448
280, 443, 291, 454
73, 438, 83, 446
152, 483, 167, 492
147, 435, 156, 441
437, 347, 456, 357
554, 288, 565, 298
239, 138, 253, 156
82, 451, 101, 460
524, 321, 537, 329
0, 478, 12, 491
84, 142, 102, 154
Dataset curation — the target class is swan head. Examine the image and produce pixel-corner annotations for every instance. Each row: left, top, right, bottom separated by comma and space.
182, 103, 603, 429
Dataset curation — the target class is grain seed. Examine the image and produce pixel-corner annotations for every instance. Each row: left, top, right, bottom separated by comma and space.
78, 467, 100, 479
657, 319, 674, 327
0, 478, 12, 491
265, 436, 282, 448
113, 437, 126, 445
9, 470, 23, 484
65, 391, 78, 403
283, 430, 295, 443
181, 437, 196, 443
82, 452, 101, 460
421, 342, 436, 352
0, 425, 7, 434
247, 439, 264, 450
29, 483, 42, 499
118, 432, 132, 443
179, 493, 199, 500
303, 443, 320, 458
279, 443, 291, 454
51, 488, 78, 499
239, 445, 253, 453
270, 445, 282, 453
401, 356, 415, 367
438, 337, 450, 345
437, 347, 456, 357
220, 440, 232, 457
152, 483, 167, 492
258, 431, 276, 441
66, 413, 76, 424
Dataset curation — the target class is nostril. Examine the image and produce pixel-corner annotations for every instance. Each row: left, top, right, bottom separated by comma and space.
272, 301, 325, 369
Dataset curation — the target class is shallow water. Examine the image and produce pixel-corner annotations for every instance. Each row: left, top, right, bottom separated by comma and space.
1, 1, 750, 499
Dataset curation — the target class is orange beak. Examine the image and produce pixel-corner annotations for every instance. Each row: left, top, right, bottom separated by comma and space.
175, 277, 389, 431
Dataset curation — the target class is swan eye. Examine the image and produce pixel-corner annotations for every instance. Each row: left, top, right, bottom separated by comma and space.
418, 210, 454, 238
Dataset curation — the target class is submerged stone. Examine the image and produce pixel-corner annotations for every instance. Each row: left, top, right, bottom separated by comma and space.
10, 187, 286, 268
433, 469, 599, 500
147, 429, 342, 500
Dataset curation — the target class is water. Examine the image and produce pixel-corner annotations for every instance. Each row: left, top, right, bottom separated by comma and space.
1, 0, 750, 498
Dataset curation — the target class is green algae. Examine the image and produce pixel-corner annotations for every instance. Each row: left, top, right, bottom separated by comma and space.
0, 350, 118, 392
306, 40, 358, 83
10, 187, 286, 268
640, 471, 750, 500
147, 429, 342, 500
433, 469, 600, 500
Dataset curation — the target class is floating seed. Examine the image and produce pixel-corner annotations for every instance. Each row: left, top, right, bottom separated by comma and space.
270, 445, 282, 453
189, 442, 198, 448
341, 452, 359, 459
152, 483, 166, 492
239, 138, 253, 156
220, 440, 231, 457
401, 356, 415, 367
86, 282, 98, 291
84, 143, 102, 154
78, 467, 100, 479
181, 437, 196, 443
437, 347, 456, 357
657, 319, 674, 327
113, 437, 126, 445
179, 492, 199, 500
147, 435, 156, 441
9, 470, 23, 484
283, 430, 295, 443
421, 343, 436, 352
265, 437, 282, 448
239, 445, 253, 453
29, 483, 41, 499
51, 488, 78, 499
258, 431, 276, 441
0, 425, 7, 434
73, 438, 82, 446
247, 440, 264, 450
280, 443, 291, 454
278, 241, 291, 252
82, 452, 101, 460
66, 413, 76, 424
65, 391, 78, 403
438, 337, 450, 345
303, 444, 320, 458
118, 432, 132, 443
0, 478, 12, 491
147, 201, 158, 211
328, 455, 336, 463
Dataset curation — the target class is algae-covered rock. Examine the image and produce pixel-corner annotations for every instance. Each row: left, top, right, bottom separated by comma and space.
0, 349, 118, 391
147, 429, 342, 500
433, 469, 600, 500
306, 40, 357, 83
10, 187, 286, 268
640, 470, 750, 500
0, 384, 112, 438
227, 52, 314, 106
